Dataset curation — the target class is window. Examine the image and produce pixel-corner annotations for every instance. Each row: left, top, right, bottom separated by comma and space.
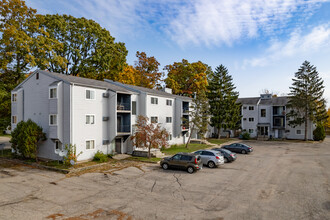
167, 134, 172, 141
181, 155, 192, 161
55, 140, 62, 150
249, 106, 254, 110
86, 115, 95, 124
151, 117, 158, 123
36, 72, 39, 80
172, 154, 181, 160
261, 109, 266, 117
49, 88, 57, 99
132, 101, 136, 115
243, 118, 247, 121
202, 151, 214, 156
86, 89, 95, 100
49, 114, 57, 125
249, 118, 254, 122
166, 117, 172, 123
12, 116, 17, 124
166, 99, 172, 106
151, 97, 158, 104
86, 140, 95, 149
249, 129, 254, 133
243, 106, 247, 110
296, 130, 302, 135
12, 93, 17, 102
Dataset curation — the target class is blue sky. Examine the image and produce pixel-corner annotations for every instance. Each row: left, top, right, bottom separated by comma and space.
26, 0, 330, 105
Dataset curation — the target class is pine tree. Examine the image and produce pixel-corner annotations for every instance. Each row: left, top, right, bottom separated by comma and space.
287, 60, 328, 141
207, 65, 241, 138
185, 90, 209, 148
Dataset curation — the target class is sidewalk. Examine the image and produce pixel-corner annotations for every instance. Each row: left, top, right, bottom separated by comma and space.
0, 136, 11, 150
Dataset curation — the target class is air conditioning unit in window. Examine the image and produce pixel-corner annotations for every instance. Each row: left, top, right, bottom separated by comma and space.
102, 93, 109, 98
103, 140, 110, 145
103, 116, 109, 121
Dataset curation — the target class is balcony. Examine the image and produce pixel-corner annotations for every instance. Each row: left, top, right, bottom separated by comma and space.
117, 93, 131, 112
273, 106, 286, 116
117, 125, 130, 133
273, 116, 285, 129
182, 101, 189, 114
117, 102, 130, 111
182, 124, 189, 131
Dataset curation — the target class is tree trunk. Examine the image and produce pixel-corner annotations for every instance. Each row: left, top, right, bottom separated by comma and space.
148, 144, 151, 159
304, 116, 308, 141
217, 127, 221, 139
185, 124, 195, 148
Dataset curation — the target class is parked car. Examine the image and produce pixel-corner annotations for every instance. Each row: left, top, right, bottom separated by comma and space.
160, 152, 203, 174
222, 143, 253, 154
193, 150, 224, 168
212, 148, 237, 163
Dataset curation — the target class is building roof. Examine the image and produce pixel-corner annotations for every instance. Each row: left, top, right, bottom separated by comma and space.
237, 96, 289, 106
237, 97, 260, 105
13, 70, 132, 94
104, 80, 192, 101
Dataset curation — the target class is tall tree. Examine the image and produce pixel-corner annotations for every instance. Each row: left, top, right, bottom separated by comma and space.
164, 59, 209, 97
185, 91, 209, 148
0, 0, 64, 130
207, 65, 241, 138
134, 51, 163, 89
37, 14, 127, 80
287, 60, 328, 141
131, 115, 169, 158
326, 108, 330, 131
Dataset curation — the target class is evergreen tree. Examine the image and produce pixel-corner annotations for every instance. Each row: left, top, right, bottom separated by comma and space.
287, 60, 328, 141
207, 65, 241, 138
185, 90, 209, 148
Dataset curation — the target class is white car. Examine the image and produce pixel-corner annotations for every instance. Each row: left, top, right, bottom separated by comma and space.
193, 150, 224, 168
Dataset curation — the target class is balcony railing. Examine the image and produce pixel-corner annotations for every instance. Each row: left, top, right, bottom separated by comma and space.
117, 125, 130, 133
183, 108, 189, 113
117, 102, 130, 111
182, 125, 189, 130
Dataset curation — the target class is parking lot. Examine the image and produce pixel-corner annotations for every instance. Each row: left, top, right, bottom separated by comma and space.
1, 137, 330, 220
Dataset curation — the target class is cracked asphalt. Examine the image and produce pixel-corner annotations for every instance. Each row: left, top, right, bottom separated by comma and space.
1, 137, 330, 220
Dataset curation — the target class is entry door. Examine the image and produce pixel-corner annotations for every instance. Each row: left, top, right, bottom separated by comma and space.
115, 138, 122, 154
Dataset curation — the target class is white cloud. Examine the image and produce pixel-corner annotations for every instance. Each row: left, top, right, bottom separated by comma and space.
167, 0, 328, 46
244, 23, 330, 67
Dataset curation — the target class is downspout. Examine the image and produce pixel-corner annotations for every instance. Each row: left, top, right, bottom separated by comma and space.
70, 83, 75, 145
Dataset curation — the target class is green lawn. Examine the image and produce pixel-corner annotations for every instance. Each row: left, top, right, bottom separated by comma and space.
161, 143, 210, 155
207, 138, 231, 145
127, 156, 161, 163
0, 133, 11, 137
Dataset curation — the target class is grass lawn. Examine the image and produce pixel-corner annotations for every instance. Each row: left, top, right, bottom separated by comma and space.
0, 149, 12, 158
161, 143, 210, 155
127, 156, 161, 163
0, 133, 11, 137
207, 138, 232, 145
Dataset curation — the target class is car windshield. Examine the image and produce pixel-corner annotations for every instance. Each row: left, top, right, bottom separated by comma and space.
221, 149, 232, 154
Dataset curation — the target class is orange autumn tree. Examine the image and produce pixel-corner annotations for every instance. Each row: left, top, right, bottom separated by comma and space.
326, 108, 330, 130
131, 115, 169, 158
164, 59, 209, 97
117, 51, 163, 89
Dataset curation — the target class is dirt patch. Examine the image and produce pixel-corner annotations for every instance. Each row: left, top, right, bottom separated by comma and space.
47, 209, 134, 220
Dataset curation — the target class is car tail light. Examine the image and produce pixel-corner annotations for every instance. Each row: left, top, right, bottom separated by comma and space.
231, 154, 235, 157
248, 147, 252, 149
216, 156, 220, 159
194, 158, 198, 164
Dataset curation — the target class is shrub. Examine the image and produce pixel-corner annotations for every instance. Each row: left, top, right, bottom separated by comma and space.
313, 124, 325, 141
241, 132, 250, 140
10, 119, 46, 160
63, 144, 82, 166
93, 151, 108, 163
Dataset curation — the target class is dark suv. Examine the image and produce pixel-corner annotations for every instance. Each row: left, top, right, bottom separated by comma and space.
160, 152, 203, 174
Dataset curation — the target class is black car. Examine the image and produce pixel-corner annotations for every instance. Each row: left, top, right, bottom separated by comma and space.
212, 148, 237, 162
160, 152, 203, 174
222, 143, 253, 154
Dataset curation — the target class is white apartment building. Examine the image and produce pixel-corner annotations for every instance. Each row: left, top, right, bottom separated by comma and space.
238, 94, 314, 140
11, 70, 192, 161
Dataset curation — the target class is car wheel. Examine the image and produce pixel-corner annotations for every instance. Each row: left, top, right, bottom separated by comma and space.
162, 163, 169, 170
187, 166, 194, 174
208, 161, 216, 168
241, 150, 246, 154
224, 157, 228, 163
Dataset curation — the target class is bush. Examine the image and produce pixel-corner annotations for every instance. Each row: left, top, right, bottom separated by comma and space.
93, 151, 108, 163
10, 119, 46, 160
241, 132, 250, 140
63, 144, 82, 166
313, 124, 326, 141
